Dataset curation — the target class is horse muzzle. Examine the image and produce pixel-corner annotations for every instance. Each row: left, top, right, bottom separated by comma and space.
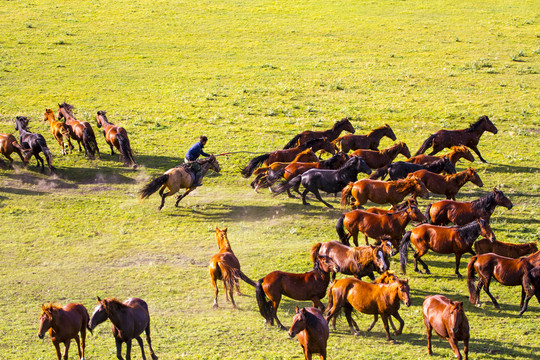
37, 333, 44, 339
288, 331, 296, 338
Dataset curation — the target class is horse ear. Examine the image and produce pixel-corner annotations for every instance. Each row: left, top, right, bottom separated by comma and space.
223, 227, 227, 233
295, 306, 300, 313
41, 303, 46, 311
97, 296, 102, 302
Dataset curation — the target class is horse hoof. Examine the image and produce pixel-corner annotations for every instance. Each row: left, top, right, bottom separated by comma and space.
212, 304, 218, 309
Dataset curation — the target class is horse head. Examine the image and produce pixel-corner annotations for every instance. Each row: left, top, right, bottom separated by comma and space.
406, 198, 427, 224
380, 239, 396, 256
408, 176, 430, 199
58, 102, 75, 120
383, 124, 397, 141
88, 297, 109, 331
454, 145, 475, 163
397, 279, 411, 307
375, 270, 399, 284
202, 155, 221, 173
14, 116, 29, 132
316, 255, 340, 274
288, 306, 307, 338
370, 245, 389, 273
38, 303, 57, 339
338, 118, 355, 134
479, 115, 498, 134
477, 219, 496, 243
43, 109, 55, 123
467, 168, 484, 187
215, 227, 231, 251
493, 188, 513, 210
320, 137, 336, 155
447, 301, 466, 334
96, 110, 108, 128
441, 156, 457, 174
397, 141, 411, 158
352, 156, 372, 176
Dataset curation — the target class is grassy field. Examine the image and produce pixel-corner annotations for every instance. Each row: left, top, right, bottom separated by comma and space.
0, 0, 539, 359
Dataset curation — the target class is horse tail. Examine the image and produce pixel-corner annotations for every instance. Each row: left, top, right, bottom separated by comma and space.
283, 134, 301, 149
117, 133, 136, 167
139, 174, 169, 199
340, 182, 354, 207
241, 153, 270, 178
415, 134, 436, 155
255, 279, 273, 323
310, 242, 322, 264
38, 138, 56, 174
368, 165, 388, 180
271, 175, 301, 195
424, 203, 433, 224
218, 261, 238, 293
399, 231, 412, 274
82, 127, 96, 158
336, 214, 350, 246
325, 281, 336, 318
237, 269, 257, 287
467, 255, 479, 304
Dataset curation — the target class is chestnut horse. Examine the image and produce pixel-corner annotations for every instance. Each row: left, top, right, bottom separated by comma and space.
333, 124, 396, 153
96, 111, 136, 167
350, 141, 411, 169
325, 277, 411, 341
423, 295, 469, 360
57, 102, 100, 159
89, 297, 158, 360
400, 219, 496, 278
415, 115, 498, 163
14, 116, 55, 174
209, 227, 256, 308
43, 108, 73, 155
364, 198, 417, 215
425, 188, 513, 226
288, 306, 329, 360
369, 156, 456, 181
38, 303, 89, 360
0, 133, 28, 168
474, 238, 538, 258
283, 118, 355, 149
407, 145, 475, 166
409, 167, 484, 200
255, 256, 339, 330
336, 199, 426, 247
341, 175, 430, 209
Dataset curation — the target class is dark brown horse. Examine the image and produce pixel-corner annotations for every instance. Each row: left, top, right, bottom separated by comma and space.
96, 111, 136, 167
369, 156, 456, 181
333, 124, 396, 153
400, 219, 496, 278
407, 145, 475, 166
38, 303, 89, 360
415, 115, 497, 163
43, 108, 73, 155
425, 188, 513, 226
89, 297, 158, 360
474, 238, 538, 258
15, 116, 55, 174
288, 306, 329, 360
283, 118, 355, 149
58, 102, 100, 159
209, 227, 256, 308
350, 141, 411, 169
0, 133, 29, 168
409, 167, 484, 200
423, 295, 469, 360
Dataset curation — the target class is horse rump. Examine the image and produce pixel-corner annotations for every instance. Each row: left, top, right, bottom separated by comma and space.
283, 134, 301, 149
140, 174, 169, 199
82, 127, 97, 159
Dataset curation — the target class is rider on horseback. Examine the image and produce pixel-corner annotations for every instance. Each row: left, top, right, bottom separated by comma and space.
184, 135, 211, 186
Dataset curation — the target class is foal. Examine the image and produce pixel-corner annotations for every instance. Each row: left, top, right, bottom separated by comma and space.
289, 306, 329, 360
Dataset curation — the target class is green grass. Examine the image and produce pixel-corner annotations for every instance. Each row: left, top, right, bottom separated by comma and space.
0, 0, 539, 359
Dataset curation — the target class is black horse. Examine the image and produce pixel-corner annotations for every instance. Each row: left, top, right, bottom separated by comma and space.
14, 116, 55, 174
271, 156, 372, 208
369, 157, 455, 181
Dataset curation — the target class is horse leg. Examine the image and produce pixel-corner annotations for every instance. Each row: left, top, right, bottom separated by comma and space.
135, 336, 147, 360
109, 143, 115, 155
62, 339, 71, 360
364, 234, 369, 246
366, 313, 378, 332
34, 152, 45, 172
158, 190, 169, 211
235, 279, 242, 296
391, 311, 405, 336
447, 336, 463, 360
271, 297, 286, 330
311, 188, 333, 208
115, 337, 125, 360
426, 322, 433, 355
175, 189, 194, 207
463, 337, 469, 360
211, 274, 219, 308
228, 282, 237, 309
343, 304, 360, 336
302, 345, 312, 360
311, 297, 325, 313
455, 253, 463, 279
52, 340, 62, 360
286, 188, 295, 198
301, 189, 311, 206
414, 248, 430, 274
481, 276, 500, 308
519, 287, 531, 315
145, 324, 159, 360
80, 327, 86, 360
73, 334, 82, 359
125, 338, 132, 360
468, 144, 487, 163
381, 314, 394, 341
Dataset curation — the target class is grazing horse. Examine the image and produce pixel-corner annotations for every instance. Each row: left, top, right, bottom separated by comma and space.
423, 295, 469, 360
209, 227, 256, 308
43, 108, 73, 155
0, 133, 29, 168
474, 238, 538, 258
242, 138, 336, 178
341, 176, 430, 209
96, 111, 136, 167
407, 145, 475, 166
409, 167, 484, 200
369, 157, 456, 181
425, 188, 513, 226
38, 303, 89, 360
336, 199, 426, 247
283, 118, 355, 149
57, 102, 100, 159
89, 297, 158, 360
467, 251, 540, 314
333, 124, 396, 153
350, 141, 411, 169
271, 156, 372, 208
325, 277, 411, 341
139, 155, 220, 210
415, 115, 498, 163
400, 219, 496, 278
255, 256, 339, 330
14, 116, 55, 174
288, 306, 329, 360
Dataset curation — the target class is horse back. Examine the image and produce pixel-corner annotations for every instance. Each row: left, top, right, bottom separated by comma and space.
348, 281, 398, 314
122, 298, 151, 334
57, 303, 89, 338
423, 295, 469, 340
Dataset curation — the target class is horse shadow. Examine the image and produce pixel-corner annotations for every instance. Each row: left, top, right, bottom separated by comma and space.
483, 163, 540, 174
133, 154, 182, 170
54, 166, 137, 185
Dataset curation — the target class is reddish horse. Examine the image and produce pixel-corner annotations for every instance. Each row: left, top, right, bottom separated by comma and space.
209, 227, 256, 308
57, 102, 100, 159
38, 303, 89, 360
423, 295, 469, 360
409, 167, 484, 200
333, 124, 396, 153
283, 118, 355, 149
0, 133, 28, 168
400, 219, 496, 278
288, 306, 329, 360
474, 238, 538, 258
350, 141, 411, 169
415, 115, 498, 163
89, 297, 158, 360
43, 108, 73, 155
96, 111, 136, 167
407, 145, 475, 166
364, 198, 417, 215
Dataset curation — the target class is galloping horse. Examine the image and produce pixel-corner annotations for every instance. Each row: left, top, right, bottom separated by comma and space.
369, 157, 456, 181
139, 155, 220, 210
400, 219, 496, 278
96, 111, 136, 167
89, 297, 158, 360
43, 108, 73, 155
209, 227, 256, 308
425, 188, 513, 226
415, 115, 498, 163
38, 303, 89, 360
409, 167, 484, 200
333, 124, 396, 153
350, 142, 411, 169
57, 102, 100, 159
407, 145, 475, 166
0, 133, 29, 168
474, 238, 538, 258
14, 116, 55, 174
288, 306, 329, 360
364, 198, 416, 215
283, 118, 355, 149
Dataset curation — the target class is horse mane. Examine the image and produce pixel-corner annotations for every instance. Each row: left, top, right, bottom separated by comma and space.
367, 125, 387, 136
320, 153, 343, 167
292, 148, 313, 161
41, 302, 62, 314
465, 116, 489, 133
58, 102, 75, 116
450, 145, 469, 153
332, 118, 350, 129
394, 177, 417, 192
303, 309, 320, 329
470, 191, 495, 212
456, 220, 481, 238
103, 297, 129, 311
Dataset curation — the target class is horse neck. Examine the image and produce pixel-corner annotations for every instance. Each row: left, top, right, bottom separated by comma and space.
457, 222, 482, 245
447, 170, 470, 187
471, 193, 496, 214
368, 127, 387, 142
104, 302, 128, 329
218, 237, 233, 253
447, 150, 465, 164
383, 145, 402, 160
200, 160, 215, 176
392, 209, 412, 228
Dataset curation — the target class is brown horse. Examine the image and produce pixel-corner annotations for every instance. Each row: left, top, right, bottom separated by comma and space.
139, 155, 220, 210
288, 306, 329, 360
255, 256, 339, 330
423, 295, 469, 360
341, 176, 429, 209
43, 108, 73, 155
337, 199, 426, 247
474, 238, 538, 258
209, 227, 256, 308
57, 102, 100, 159
400, 219, 496, 278
96, 111, 136, 167
409, 167, 484, 200
350, 141, 411, 169
333, 124, 396, 153
364, 198, 417, 215
283, 118, 355, 149
425, 188, 513, 226
89, 297, 158, 360
0, 133, 29, 168
415, 115, 498, 163
407, 145, 475, 166
38, 303, 89, 360
325, 277, 411, 341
